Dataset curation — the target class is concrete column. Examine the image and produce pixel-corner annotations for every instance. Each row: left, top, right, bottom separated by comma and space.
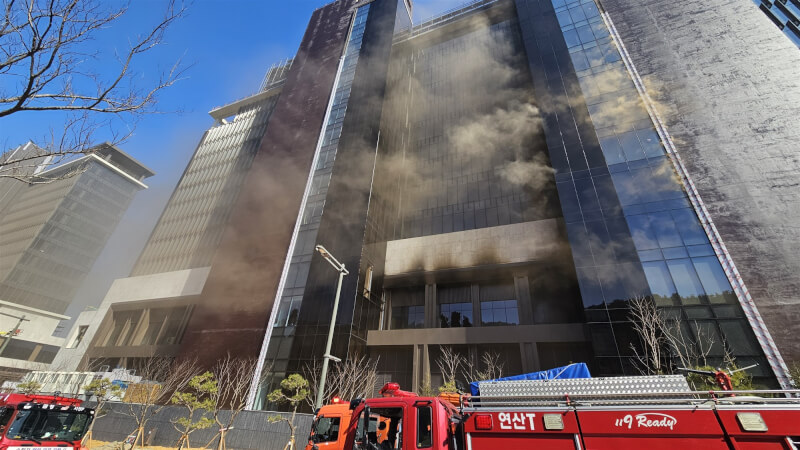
425, 283, 437, 328
471, 284, 481, 327
412, 343, 420, 392
422, 343, 431, 391
514, 276, 534, 325
519, 342, 540, 373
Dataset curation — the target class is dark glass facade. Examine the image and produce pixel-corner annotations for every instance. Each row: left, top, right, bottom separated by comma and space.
245, 0, 793, 400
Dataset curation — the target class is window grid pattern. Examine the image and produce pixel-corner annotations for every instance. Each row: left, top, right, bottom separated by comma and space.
391, 305, 424, 329
439, 302, 473, 328
132, 95, 280, 276
261, 4, 372, 385
552, 0, 768, 377
0, 163, 139, 313
480, 300, 519, 326
396, 19, 559, 240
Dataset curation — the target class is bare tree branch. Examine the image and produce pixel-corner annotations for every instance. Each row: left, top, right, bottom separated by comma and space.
207, 354, 270, 450
303, 355, 379, 409
0, 0, 188, 183
120, 356, 199, 449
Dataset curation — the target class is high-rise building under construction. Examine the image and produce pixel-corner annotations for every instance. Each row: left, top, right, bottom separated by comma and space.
63, 0, 800, 405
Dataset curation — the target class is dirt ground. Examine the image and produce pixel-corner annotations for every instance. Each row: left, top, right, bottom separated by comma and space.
86, 439, 179, 450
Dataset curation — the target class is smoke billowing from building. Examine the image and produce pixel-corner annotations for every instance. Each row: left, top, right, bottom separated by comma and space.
63, 0, 800, 399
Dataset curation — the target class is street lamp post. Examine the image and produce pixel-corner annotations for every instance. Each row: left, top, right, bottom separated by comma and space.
314, 244, 349, 410
0, 313, 28, 356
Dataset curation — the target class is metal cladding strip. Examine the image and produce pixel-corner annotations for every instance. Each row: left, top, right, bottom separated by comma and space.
244, 11, 358, 410
478, 376, 691, 399
599, 10, 792, 389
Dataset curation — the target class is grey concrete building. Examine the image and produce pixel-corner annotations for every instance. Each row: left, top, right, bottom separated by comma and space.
53, 69, 287, 371
0, 142, 152, 372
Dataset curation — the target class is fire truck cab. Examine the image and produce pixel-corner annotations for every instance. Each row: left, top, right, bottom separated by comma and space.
0, 393, 94, 449
311, 379, 800, 450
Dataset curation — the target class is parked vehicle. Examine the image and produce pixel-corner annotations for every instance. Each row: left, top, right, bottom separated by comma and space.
307, 379, 800, 450
0, 393, 94, 449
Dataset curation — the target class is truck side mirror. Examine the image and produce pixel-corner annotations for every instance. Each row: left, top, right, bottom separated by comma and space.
362, 405, 371, 440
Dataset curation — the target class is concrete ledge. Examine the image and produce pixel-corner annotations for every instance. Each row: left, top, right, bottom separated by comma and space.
384, 219, 564, 276
367, 323, 587, 346
104, 267, 211, 304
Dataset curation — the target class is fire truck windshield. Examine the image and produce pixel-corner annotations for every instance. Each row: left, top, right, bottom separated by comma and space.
5, 409, 92, 443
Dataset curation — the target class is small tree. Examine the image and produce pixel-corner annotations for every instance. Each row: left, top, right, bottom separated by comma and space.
628, 296, 668, 375
207, 355, 269, 450
462, 351, 505, 383
436, 346, 466, 393
627, 295, 717, 374
303, 355, 379, 408
121, 357, 199, 449
171, 371, 217, 450
267, 374, 310, 450
16, 380, 42, 395
82, 378, 124, 445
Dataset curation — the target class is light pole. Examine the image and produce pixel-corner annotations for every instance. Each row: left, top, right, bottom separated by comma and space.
0, 313, 28, 356
314, 244, 349, 410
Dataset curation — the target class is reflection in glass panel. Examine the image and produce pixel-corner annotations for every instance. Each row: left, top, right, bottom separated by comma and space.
599, 135, 626, 165
626, 214, 659, 250
636, 128, 663, 157
576, 25, 595, 43
440, 303, 473, 328
563, 29, 581, 47
719, 321, 759, 355
642, 261, 678, 306
609, 170, 639, 206
671, 208, 708, 245
391, 305, 424, 329
649, 211, 683, 248
569, 5, 587, 22
690, 321, 725, 356
692, 256, 737, 304
650, 159, 684, 201
576, 266, 605, 310
666, 259, 705, 305
619, 131, 645, 162
481, 300, 519, 326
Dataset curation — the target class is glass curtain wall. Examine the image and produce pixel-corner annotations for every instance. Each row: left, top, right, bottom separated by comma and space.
256, 4, 372, 409
549, 0, 770, 381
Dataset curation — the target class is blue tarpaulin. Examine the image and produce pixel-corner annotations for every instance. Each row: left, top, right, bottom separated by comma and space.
469, 363, 592, 395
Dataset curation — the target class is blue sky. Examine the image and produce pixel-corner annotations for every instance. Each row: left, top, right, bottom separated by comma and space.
0, 0, 467, 334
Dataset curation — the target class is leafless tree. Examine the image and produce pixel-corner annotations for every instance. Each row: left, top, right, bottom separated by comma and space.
206, 355, 270, 450
462, 351, 504, 383
436, 346, 466, 391
628, 295, 668, 375
119, 356, 199, 449
627, 295, 717, 374
0, 0, 188, 182
303, 355, 379, 408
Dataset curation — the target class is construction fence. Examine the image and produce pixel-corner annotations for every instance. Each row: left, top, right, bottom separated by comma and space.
91, 402, 313, 450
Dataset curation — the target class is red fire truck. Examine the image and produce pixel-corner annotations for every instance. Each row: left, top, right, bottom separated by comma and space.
0, 393, 94, 449
307, 380, 800, 450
